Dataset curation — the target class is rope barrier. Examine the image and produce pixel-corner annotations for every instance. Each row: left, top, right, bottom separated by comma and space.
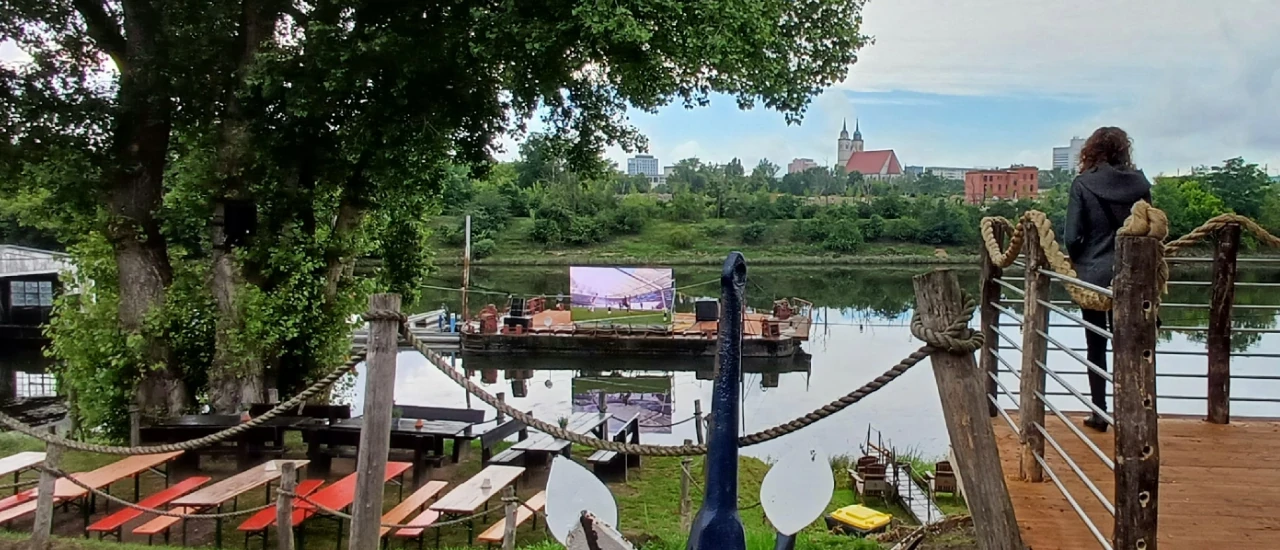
981, 202, 1280, 311
402, 294, 981, 456
635, 415, 697, 429
282, 489, 498, 530
0, 351, 365, 455
39, 466, 274, 519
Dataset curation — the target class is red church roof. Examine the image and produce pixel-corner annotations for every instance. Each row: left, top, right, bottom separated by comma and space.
845, 150, 903, 176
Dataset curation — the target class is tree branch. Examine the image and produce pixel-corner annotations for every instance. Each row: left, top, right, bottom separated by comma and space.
71, 0, 127, 71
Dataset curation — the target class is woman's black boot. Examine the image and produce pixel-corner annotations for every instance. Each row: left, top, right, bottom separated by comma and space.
1083, 413, 1109, 433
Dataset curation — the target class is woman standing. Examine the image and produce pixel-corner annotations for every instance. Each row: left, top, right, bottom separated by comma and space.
1064, 127, 1152, 432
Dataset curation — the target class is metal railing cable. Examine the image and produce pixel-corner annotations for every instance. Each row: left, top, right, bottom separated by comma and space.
986, 370, 1020, 435
1032, 423, 1115, 516
38, 466, 274, 519
1035, 360, 1114, 425
1036, 330, 1113, 383
0, 351, 367, 455
1038, 269, 1115, 298
1038, 300, 1112, 339
992, 327, 1023, 352
401, 294, 984, 456
991, 303, 1024, 325
993, 278, 1026, 296
1031, 452, 1113, 550
1032, 390, 1115, 471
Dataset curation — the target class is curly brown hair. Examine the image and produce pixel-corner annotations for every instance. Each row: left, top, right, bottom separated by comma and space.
1078, 127, 1134, 171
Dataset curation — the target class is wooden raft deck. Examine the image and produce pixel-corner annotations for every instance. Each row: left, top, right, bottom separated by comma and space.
993, 412, 1280, 550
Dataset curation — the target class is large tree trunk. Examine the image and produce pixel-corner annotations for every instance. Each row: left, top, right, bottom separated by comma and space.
108, 1, 186, 415
207, 3, 276, 413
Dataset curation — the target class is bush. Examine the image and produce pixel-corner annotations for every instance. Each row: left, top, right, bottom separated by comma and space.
701, 220, 729, 238
857, 214, 885, 241
882, 217, 922, 241
822, 219, 864, 253
792, 219, 827, 244
667, 192, 706, 222
740, 222, 769, 244
438, 225, 465, 247
471, 238, 497, 259
664, 227, 697, 249
774, 194, 802, 219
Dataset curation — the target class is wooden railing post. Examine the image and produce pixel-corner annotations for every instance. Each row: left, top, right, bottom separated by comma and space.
501, 486, 516, 550
1112, 235, 1161, 550
1207, 223, 1240, 424
30, 435, 61, 550
979, 222, 1006, 417
276, 461, 297, 550
913, 269, 1024, 550
692, 399, 705, 445
680, 438, 693, 532
1019, 221, 1049, 482
129, 406, 141, 447
348, 293, 401, 550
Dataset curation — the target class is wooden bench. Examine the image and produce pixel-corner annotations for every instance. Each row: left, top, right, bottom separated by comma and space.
132, 507, 198, 545
394, 405, 484, 424
480, 419, 528, 467
248, 403, 351, 424
476, 491, 547, 544
587, 414, 641, 481
379, 481, 447, 537
86, 476, 210, 540
392, 508, 443, 548
236, 478, 325, 545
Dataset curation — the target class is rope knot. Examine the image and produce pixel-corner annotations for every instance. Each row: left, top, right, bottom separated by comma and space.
364, 309, 407, 323
909, 294, 983, 353
1118, 200, 1170, 240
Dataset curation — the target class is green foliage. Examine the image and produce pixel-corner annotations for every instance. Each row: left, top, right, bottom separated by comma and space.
701, 220, 729, 239
882, 217, 923, 241
667, 192, 707, 222
741, 222, 769, 244
1152, 177, 1228, 237
920, 200, 974, 246
793, 219, 828, 244
857, 214, 885, 240
1203, 157, 1269, 218
664, 227, 698, 250
822, 219, 864, 253
471, 238, 497, 260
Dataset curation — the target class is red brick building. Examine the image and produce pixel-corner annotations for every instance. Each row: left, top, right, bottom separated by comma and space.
964, 166, 1039, 204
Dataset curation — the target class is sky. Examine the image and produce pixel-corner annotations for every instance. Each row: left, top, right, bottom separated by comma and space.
512, 0, 1280, 178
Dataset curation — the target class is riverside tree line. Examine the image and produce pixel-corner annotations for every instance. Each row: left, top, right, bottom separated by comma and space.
0, 0, 871, 436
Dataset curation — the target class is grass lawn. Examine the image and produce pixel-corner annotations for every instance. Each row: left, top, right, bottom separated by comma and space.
0, 431, 971, 549
570, 307, 670, 325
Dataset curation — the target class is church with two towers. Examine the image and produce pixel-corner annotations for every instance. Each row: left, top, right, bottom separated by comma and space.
837, 119, 903, 179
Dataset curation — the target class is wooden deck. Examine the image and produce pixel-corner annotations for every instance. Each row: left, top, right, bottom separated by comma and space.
993, 412, 1280, 549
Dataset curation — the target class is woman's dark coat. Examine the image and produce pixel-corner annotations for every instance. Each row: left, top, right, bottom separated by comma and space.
1064, 163, 1153, 290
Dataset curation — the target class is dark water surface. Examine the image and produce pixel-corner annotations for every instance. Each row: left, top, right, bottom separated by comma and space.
344, 264, 1280, 461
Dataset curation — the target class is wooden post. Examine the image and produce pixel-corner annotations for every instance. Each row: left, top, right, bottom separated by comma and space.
1112, 236, 1161, 550
276, 461, 297, 550
31, 439, 61, 550
693, 399, 705, 445
129, 406, 141, 447
501, 486, 516, 550
1018, 221, 1049, 482
979, 222, 1005, 418
1207, 224, 1240, 424
913, 269, 1024, 550
462, 215, 471, 321
348, 293, 401, 550
680, 438, 693, 531
496, 392, 506, 424
597, 391, 608, 413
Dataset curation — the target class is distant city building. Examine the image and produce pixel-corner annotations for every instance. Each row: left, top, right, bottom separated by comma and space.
627, 154, 660, 177
964, 166, 1039, 204
1052, 137, 1086, 173
840, 121, 902, 179
905, 165, 974, 181
788, 158, 819, 174
836, 119, 855, 167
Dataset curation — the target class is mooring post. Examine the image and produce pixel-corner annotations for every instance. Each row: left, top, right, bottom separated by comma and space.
692, 399, 705, 445
687, 252, 747, 550
31, 432, 61, 550
1018, 221, 1049, 482
979, 222, 1005, 418
1207, 223, 1240, 424
1112, 236, 1161, 550
913, 269, 1024, 550
501, 485, 517, 550
348, 293, 401, 550
680, 438, 693, 532
276, 461, 297, 550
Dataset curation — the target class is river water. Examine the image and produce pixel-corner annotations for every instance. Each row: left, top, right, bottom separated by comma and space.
341, 264, 1280, 462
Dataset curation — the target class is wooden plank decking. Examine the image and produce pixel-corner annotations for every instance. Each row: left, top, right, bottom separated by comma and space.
993, 412, 1280, 549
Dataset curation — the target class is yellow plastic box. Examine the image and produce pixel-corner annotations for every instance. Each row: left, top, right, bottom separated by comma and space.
828, 504, 892, 534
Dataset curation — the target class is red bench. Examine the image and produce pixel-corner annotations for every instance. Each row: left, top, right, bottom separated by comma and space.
291, 462, 411, 549
86, 476, 210, 540
236, 478, 325, 546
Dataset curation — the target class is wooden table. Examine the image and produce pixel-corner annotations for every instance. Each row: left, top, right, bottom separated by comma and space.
429, 464, 525, 544
511, 411, 610, 459
306, 416, 475, 482
141, 415, 317, 471
172, 459, 308, 548
0, 451, 183, 529
0, 452, 44, 495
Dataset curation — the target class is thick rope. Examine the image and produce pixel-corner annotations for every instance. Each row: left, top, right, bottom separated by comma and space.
1163, 212, 1280, 252
0, 352, 365, 455
39, 466, 274, 519
283, 489, 496, 530
402, 295, 980, 456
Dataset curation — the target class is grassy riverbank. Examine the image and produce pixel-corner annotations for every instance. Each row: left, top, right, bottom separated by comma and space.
0, 432, 970, 549
431, 217, 980, 266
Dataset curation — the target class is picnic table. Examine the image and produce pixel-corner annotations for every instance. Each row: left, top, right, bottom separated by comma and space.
429, 464, 525, 545
509, 411, 610, 462
0, 452, 44, 495
0, 451, 183, 529
140, 415, 319, 471
304, 415, 476, 482
169, 459, 309, 548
